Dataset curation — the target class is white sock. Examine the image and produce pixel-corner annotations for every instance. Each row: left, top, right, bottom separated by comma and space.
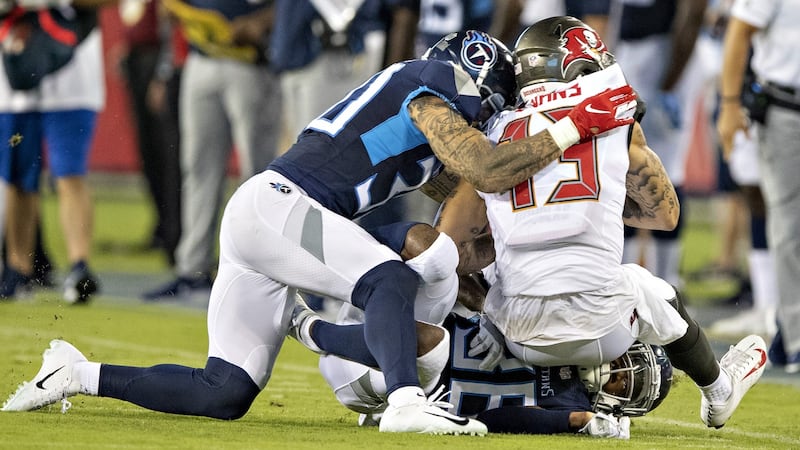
417, 327, 450, 394
699, 368, 732, 404
387, 385, 425, 408
77, 361, 101, 396
748, 249, 779, 311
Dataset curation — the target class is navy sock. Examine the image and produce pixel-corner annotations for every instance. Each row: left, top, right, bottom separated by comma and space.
313, 321, 378, 367
98, 357, 259, 420
352, 260, 419, 394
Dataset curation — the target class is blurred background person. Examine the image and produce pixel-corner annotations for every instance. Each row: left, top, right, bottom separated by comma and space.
495, 0, 611, 46
716, 0, 800, 374
270, 0, 389, 149
690, 1, 778, 339
708, 122, 778, 339
0, 0, 119, 304
143, 0, 282, 301
116, 0, 182, 267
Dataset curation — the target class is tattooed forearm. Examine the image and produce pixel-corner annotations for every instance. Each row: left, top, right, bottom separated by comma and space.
624, 141, 680, 230
409, 96, 562, 193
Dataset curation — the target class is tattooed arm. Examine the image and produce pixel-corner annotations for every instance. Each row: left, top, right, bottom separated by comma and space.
623, 122, 680, 230
409, 86, 637, 193
434, 178, 495, 275
408, 95, 563, 193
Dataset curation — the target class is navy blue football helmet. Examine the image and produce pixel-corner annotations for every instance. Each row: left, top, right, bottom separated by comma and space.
578, 342, 673, 417
422, 30, 517, 128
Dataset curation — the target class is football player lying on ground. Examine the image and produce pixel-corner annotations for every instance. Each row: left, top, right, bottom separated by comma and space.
291, 271, 672, 439
1, 30, 637, 436
285, 219, 657, 439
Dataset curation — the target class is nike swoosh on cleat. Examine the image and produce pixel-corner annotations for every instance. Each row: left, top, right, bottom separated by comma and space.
584, 104, 609, 115
423, 411, 470, 426
35, 366, 65, 390
743, 349, 767, 379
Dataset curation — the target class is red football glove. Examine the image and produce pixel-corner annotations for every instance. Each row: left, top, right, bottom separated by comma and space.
568, 85, 638, 141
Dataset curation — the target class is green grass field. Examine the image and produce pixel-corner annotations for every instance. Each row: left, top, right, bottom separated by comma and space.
1, 178, 799, 448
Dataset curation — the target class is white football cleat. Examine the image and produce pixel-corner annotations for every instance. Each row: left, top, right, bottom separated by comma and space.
2, 340, 86, 412
379, 387, 487, 435
579, 412, 630, 439
701, 334, 767, 428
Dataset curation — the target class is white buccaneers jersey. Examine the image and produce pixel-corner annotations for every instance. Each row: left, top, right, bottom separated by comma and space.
482, 64, 631, 297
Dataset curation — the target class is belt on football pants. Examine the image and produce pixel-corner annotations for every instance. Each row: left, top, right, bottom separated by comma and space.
764, 82, 800, 112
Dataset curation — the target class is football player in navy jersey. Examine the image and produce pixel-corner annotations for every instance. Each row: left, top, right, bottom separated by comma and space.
2, 30, 638, 435
304, 293, 672, 438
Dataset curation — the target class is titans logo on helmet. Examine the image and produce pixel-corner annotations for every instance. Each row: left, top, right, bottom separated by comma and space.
459, 30, 498, 74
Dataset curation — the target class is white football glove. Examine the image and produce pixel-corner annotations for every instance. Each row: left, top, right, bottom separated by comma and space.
467, 315, 504, 371
579, 413, 631, 440
16, 0, 72, 11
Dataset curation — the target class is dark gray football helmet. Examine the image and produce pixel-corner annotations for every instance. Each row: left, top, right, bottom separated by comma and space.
514, 16, 616, 90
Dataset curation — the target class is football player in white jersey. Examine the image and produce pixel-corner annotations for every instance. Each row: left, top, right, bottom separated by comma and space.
436, 16, 768, 430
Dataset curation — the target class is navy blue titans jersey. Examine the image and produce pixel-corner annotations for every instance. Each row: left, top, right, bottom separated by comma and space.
267, 59, 481, 219
440, 314, 592, 418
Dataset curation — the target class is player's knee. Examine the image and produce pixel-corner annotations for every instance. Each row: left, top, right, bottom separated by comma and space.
405, 232, 458, 283
665, 286, 687, 317
201, 358, 261, 420
352, 260, 418, 310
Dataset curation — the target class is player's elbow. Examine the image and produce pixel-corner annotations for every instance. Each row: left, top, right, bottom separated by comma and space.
662, 195, 680, 230
664, 209, 680, 231
466, 176, 504, 193
654, 209, 680, 231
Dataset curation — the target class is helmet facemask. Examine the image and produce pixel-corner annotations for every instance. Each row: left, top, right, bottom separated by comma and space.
476, 68, 510, 129
578, 342, 673, 417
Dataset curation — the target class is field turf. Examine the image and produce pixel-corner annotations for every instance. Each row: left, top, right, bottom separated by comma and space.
0, 177, 798, 448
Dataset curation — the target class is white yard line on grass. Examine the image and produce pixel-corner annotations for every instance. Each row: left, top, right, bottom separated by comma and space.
638, 416, 800, 447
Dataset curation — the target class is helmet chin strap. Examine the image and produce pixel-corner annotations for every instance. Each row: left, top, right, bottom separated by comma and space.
477, 60, 508, 118
475, 61, 490, 92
